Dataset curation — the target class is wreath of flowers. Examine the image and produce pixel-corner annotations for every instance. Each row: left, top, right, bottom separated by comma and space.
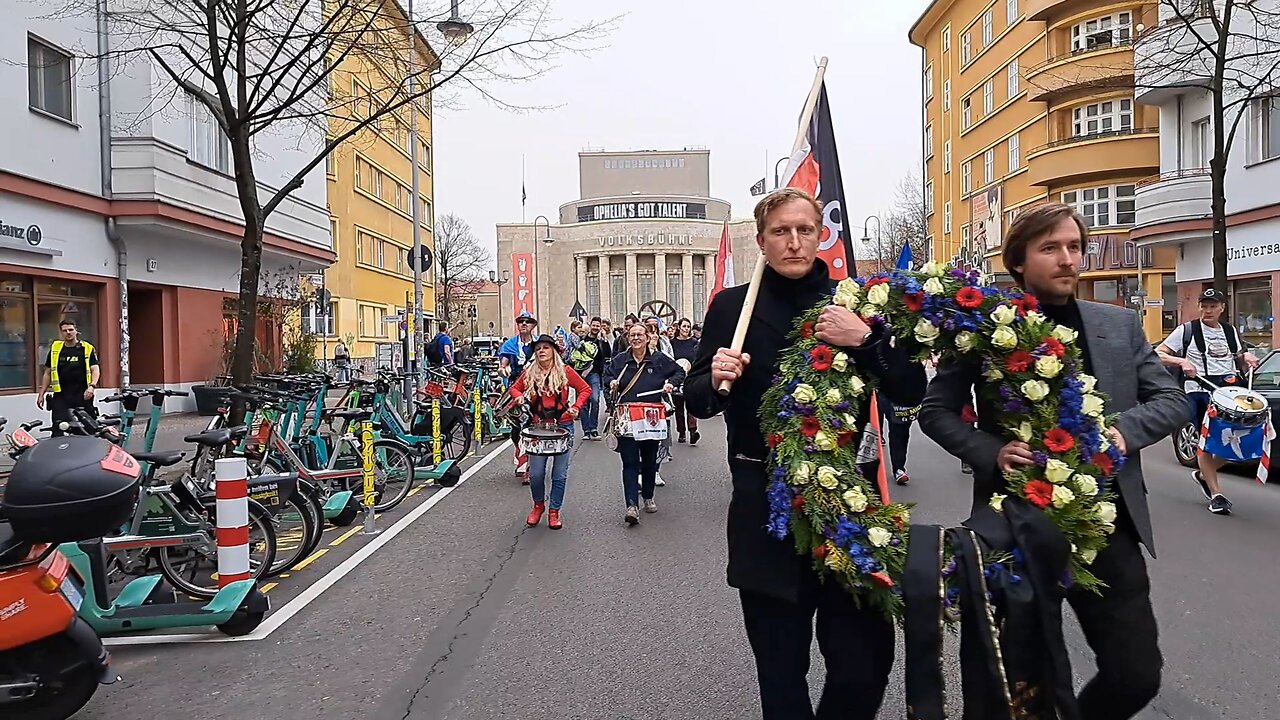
760, 262, 1127, 620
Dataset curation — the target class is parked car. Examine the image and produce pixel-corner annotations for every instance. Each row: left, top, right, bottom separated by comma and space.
1173, 349, 1280, 468
470, 336, 503, 358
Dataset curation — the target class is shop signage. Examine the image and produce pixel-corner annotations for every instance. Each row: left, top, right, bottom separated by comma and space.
1079, 236, 1154, 272
577, 201, 706, 223
597, 233, 698, 248
0, 219, 42, 246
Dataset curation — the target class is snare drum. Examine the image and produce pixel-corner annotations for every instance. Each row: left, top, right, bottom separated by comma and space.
520, 423, 571, 456
1210, 386, 1269, 428
1201, 386, 1273, 462
614, 402, 668, 441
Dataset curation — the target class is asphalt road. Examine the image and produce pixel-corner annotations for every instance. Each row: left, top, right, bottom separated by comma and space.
80, 419, 1279, 720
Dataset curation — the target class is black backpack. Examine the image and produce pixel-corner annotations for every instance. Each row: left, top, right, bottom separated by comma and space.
1168, 319, 1241, 385
425, 333, 446, 365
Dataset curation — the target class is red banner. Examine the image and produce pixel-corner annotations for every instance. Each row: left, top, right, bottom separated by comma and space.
781, 84, 856, 281
511, 252, 535, 323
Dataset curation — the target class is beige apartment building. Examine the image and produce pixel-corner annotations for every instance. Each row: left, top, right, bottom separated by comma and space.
910, 0, 1176, 341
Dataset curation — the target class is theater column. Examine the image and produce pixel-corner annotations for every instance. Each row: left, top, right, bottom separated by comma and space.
654, 252, 667, 303
576, 255, 588, 317
682, 253, 695, 320
625, 252, 638, 315
599, 254, 612, 321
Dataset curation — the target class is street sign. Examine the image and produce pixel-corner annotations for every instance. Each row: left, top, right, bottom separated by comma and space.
384, 313, 404, 323
569, 300, 586, 321
407, 246, 434, 272
306, 274, 325, 287
1145, 299, 1165, 308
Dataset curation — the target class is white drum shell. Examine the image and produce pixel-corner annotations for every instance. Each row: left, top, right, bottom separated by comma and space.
1210, 386, 1269, 428
521, 425, 571, 456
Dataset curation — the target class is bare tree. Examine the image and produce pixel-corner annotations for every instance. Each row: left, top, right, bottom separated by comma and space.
1031, 0, 1280, 293
856, 170, 930, 273
433, 212, 490, 321
63, 0, 611, 393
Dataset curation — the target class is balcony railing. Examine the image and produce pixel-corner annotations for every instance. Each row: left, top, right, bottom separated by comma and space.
1029, 126, 1159, 155
1026, 37, 1136, 75
1136, 167, 1211, 188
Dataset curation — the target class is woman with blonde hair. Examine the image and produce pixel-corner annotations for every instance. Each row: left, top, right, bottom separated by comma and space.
509, 334, 591, 529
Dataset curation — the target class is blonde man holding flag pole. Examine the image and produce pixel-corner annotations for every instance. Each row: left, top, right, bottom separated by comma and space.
684, 58, 927, 720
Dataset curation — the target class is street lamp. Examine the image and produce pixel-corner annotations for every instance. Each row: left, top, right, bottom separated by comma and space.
861, 215, 884, 272
532, 215, 554, 327
437, 0, 474, 45
490, 268, 510, 335
772, 156, 790, 190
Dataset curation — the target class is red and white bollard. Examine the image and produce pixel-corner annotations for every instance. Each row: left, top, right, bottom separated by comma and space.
214, 457, 251, 587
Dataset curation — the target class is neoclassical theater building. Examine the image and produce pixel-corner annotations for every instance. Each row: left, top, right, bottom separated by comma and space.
496, 148, 757, 332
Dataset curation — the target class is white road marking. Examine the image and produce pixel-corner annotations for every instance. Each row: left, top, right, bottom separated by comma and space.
102, 441, 511, 647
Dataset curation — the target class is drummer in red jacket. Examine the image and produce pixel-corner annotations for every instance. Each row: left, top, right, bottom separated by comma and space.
509, 334, 592, 530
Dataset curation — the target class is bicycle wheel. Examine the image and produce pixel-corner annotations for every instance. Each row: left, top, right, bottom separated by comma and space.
369, 439, 415, 512
294, 478, 326, 558
266, 493, 318, 576
157, 498, 277, 599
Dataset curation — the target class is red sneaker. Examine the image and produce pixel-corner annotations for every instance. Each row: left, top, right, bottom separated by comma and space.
547, 509, 563, 530
526, 502, 545, 526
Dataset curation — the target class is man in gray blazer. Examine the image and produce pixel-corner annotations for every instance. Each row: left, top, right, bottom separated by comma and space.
920, 203, 1185, 720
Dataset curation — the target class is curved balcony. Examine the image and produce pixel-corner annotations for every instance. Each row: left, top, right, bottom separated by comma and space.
1024, 127, 1159, 187
1133, 169, 1212, 239
1028, 0, 1095, 22
1134, 17, 1216, 105
1025, 40, 1136, 103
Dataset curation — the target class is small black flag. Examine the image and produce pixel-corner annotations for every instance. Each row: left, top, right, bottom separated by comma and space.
749, 177, 767, 196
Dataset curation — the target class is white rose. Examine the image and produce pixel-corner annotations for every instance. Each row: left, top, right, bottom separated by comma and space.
867, 283, 890, 306
793, 462, 814, 484
831, 352, 849, 372
817, 466, 841, 489
843, 488, 868, 512
843, 413, 859, 429
1051, 485, 1076, 508
1044, 458, 1073, 484
1079, 548, 1098, 564
1073, 474, 1099, 497
1095, 501, 1118, 524
1079, 374, 1097, 393
834, 279, 861, 310
1098, 431, 1110, 451
867, 526, 893, 547
991, 304, 1017, 325
922, 260, 947, 277
1024, 311, 1048, 327
915, 319, 941, 345
1013, 421, 1033, 443
1021, 380, 1050, 402
989, 493, 1007, 512
991, 325, 1018, 349
860, 303, 880, 318
1035, 355, 1063, 379
923, 277, 946, 295
825, 388, 842, 404
1053, 325, 1079, 344
1081, 393, 1105, 418
815, 431, 837, 451
983, 364, 1004, 381
955, 331, 976, 352
849, 375, 866, 396
792, 383, 817, 404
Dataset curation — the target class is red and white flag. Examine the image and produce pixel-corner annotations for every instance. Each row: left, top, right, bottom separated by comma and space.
708, 221, 735, 307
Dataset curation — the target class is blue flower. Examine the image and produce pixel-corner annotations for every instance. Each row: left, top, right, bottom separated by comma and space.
765, 479, 793, 540
1032, 451, 1048, 467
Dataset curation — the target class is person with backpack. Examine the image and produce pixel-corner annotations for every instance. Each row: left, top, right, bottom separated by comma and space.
426, 322, 454, 366
1156, 288, 1259, 515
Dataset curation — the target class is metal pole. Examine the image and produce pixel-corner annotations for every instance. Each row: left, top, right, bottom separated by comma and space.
408, 0, 425, 390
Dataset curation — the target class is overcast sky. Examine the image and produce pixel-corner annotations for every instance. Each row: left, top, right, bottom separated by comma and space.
432, 0, 930, 264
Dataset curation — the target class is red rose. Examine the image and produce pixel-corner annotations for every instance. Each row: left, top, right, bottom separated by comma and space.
1015, 294, 1039, 315
870, 571, 895, 587
1044, 428, 1075, 453
866, 277, 888, 287
811, 344, 834, 372
1006, 350, 1034, 373
801, 417, 822, 438
1092, 452, 1114, 476
792, 495, 806, 511
960, 403, 978, 424
1042, 337, 1066, 357
955, 286, 984, 309
904, 292, 925, 312
813, 544, 829, 559
837, 430, 854, 447
1024, 480, 1055, 509
801, 322, 816, 339
768, 433, 783, 449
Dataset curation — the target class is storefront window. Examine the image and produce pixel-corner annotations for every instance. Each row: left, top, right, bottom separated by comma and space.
1161, 275, 1178, 333
0, 295, 33, 390
1231, 278, 1273, 354
0, 275, 99, 391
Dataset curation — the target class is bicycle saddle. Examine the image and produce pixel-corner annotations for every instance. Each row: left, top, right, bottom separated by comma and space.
132, 450, 186, 467
183, 428, 238, 448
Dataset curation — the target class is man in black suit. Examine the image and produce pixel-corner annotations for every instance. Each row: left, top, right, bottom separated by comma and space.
919, 203, 1185, 720
684, 188, 926, 720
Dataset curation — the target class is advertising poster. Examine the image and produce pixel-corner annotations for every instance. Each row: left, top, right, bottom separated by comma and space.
511, 252, 535, 320
971, 184, 1004, 251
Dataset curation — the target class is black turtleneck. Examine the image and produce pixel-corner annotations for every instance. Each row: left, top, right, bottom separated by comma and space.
1035, 296, 1093, 375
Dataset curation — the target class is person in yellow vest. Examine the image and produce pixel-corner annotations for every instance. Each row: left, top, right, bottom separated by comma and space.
36, 319, 100, 436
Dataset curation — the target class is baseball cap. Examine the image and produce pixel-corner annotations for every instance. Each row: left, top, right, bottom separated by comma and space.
516, 311, 538, 324
1198, 288, 1225, 303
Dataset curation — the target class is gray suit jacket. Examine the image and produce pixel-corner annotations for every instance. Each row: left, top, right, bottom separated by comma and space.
919, 300, 1186, 555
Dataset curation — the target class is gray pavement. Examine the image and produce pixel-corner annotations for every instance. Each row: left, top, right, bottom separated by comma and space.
77, 419, 1280, 719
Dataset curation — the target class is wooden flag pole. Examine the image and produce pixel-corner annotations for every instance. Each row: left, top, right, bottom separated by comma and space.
717, 56, 830, 396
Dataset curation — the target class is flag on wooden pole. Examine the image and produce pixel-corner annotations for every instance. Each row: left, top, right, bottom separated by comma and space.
708, 221, 735, 308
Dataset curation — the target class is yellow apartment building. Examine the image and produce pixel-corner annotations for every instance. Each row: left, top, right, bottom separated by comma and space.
910, 0, 1176, 341
312, 1, 438, 368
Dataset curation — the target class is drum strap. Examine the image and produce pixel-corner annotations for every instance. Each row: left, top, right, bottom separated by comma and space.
616, 361, 649, 401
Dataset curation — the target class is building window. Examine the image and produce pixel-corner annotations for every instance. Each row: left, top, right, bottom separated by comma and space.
984, 148, 995, 184
692, 272, 707, 323
942, 24, 951, 52
961, 97, 972, 129
1061, 184, 1137, 227
586, 273, 601, 318
924, 65, 934, 101
0, 277, 101, 391
944, 201, 953, 234
421, 197, 434, 228
944, 139, 952, 173
1232, 278, 1273, 352
1008, 133, 1021, 170
1193, 116, 1212, 167
638, 272, 655, 305
610, 274, 626, 319
1252, 96, 1280, 162
1007, 59, 1020, 97
961, 224, 972, 251
962, 161, 972, 194
961, 31, 971, 63
924, 124, 934, 158
325, 148, 335, 176
925, 179, 935, 215
1071, 13, 1133, 52
419, 139, 432, 172
1072, 98, 1133, 136
188, 94, 230, 173
302, 300, 336, 336
982, 10, 993, 46
942, 79, 951, 110
983, 80, 994, 114
667, 272, 683, 314
1006, 0, 1018, 24
27, 36, 73, 122
374, 171, 383, 198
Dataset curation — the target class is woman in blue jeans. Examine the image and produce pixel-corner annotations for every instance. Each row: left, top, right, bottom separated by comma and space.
603, 323, 685, 525
510, 335, 591, 530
